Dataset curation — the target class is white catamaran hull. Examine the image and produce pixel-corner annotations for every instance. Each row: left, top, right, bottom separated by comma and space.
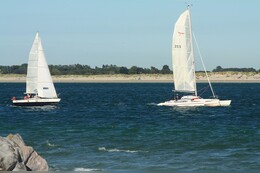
158, 96, 231, 107
12, 98, 61, 106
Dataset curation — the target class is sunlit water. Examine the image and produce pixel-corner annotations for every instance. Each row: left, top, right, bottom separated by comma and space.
0, 83, 259, 171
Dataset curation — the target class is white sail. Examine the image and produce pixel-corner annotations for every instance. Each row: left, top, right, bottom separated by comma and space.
26, 32, 58, 98
172, 9, 196, 94
157, 6, 231, 107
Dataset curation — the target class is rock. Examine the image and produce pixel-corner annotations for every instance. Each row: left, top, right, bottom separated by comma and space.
0, 133, 48, 171
0, 136, 18, 171
26, 151, 48, 171
12, 162, 27, 171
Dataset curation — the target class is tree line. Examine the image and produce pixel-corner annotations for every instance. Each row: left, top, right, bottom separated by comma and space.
0, 64, 258, 75
0, 64, 172, 75
212, 66, 259, 72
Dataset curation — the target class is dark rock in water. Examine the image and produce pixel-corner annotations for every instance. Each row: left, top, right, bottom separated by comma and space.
0, 133, 48, 171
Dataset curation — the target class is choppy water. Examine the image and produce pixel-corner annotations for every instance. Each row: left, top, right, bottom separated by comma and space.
0, 83, 259, 172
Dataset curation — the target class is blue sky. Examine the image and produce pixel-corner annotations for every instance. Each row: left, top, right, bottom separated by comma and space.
0, 0, 259, 70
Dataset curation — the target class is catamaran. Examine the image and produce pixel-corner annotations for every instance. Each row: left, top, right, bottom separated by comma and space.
12, 32, 61, 106
158, 6, 231, 107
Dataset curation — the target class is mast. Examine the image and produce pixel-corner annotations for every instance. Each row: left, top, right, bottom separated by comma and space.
187, 4, 197, 96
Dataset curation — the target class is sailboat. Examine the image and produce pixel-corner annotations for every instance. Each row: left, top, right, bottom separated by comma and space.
12, 32, 61, 106
158, 6, 231, 107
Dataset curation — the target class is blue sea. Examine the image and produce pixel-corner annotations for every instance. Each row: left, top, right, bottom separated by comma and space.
0, 82, 259, 172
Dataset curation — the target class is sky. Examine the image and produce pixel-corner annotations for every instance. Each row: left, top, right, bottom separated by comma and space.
0, 0, 260, 70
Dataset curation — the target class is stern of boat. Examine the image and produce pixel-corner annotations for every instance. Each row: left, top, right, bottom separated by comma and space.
219, 100, 231, 106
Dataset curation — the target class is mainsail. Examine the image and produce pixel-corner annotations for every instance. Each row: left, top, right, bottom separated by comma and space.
172, 9, 197, 95
26, 32, 58, 98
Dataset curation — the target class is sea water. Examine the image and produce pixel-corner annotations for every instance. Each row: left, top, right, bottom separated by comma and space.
0, 83, 259, 172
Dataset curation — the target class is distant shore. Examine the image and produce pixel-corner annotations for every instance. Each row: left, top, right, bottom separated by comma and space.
0, 72, 259, 83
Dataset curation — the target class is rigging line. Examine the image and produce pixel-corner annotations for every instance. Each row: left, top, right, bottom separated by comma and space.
198, 85, 210, 97
198, 84, 209, 92
193, 33, 216, 98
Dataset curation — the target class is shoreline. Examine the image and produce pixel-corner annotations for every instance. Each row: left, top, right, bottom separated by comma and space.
0, 73, 259, 83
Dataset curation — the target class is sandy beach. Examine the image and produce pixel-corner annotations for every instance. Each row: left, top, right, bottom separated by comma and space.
0, 72, 259, 83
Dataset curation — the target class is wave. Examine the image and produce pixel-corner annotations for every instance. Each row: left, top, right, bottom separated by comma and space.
46, 140, 56, 147
146, 102, 158, 106
29, 105, 58, 110
74, 168, 102, 171
98, 147, 146, 153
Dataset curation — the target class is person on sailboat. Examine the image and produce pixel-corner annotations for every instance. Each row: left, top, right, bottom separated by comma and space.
175, 94, 179, 101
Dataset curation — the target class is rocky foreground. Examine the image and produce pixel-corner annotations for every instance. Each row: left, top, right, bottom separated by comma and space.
0, 134, 48, 171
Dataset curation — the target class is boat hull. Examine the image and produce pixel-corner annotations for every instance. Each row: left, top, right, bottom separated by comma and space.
219, 100, 232, 106
12, 98, 61, 106
158, 96, 231, 107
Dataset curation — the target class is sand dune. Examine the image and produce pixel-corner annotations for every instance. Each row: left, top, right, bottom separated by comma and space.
0, 72, 259, 83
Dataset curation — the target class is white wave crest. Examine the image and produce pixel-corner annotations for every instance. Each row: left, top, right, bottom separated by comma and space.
74, 168, 102, 171
147, 102, 158, 106
46, 140, 56, 147
98, 147, 144, 153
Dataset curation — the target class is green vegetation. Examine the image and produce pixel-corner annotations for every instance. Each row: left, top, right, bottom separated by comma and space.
0, 64, 172, 75
212, 66, 258, 72
0, 64, 258, 75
